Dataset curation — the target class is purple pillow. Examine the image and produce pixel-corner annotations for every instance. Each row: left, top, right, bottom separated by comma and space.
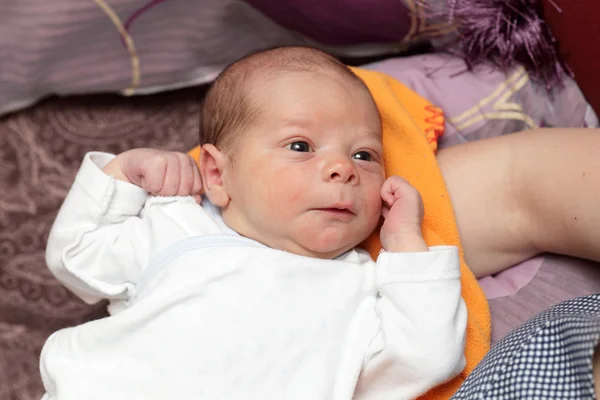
244, 0, 413, 45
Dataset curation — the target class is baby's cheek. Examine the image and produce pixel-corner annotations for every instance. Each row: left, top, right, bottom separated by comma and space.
368, 186, 383, 211
272, 170, 306, 203
365, 191, 383, 225
263, 178, 301, 219
283, 186, 305, 204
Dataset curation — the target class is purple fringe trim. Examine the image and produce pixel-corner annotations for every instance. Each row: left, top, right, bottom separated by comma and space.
446, 0, 568, 89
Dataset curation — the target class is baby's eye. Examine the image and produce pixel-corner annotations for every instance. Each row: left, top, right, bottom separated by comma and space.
352, 151, 373, 161
286, 141, 312, 152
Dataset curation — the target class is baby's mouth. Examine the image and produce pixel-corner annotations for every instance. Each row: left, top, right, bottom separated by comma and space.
313, 206, 355, 219
320, 207, 353, 213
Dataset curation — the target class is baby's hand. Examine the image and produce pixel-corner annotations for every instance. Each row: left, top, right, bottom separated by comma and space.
103, 148, 203, 202
379, 176, 429, 252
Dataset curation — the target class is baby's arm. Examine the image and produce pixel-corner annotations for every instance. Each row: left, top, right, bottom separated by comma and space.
46, 149, 202, 303
356, 248, 466, 399
355, 177, 467, 399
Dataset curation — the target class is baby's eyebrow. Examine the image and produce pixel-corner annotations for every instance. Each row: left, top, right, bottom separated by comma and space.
362, 132, 383, 145
280, 117, 315, 130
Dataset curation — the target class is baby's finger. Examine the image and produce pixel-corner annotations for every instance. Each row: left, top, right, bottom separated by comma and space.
380, 178, 397, 207
176, 153, 195, 196
158, 153, 182, 196
139, 154, 167, 194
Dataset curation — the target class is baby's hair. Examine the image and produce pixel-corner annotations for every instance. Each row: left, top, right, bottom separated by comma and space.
199, 46, 372, 154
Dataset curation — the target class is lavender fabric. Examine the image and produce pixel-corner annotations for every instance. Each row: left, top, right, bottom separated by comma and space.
478, 257, 544, 300
364, 54, 597, 147
0, 0, 421, 117
0, 0, 309, 115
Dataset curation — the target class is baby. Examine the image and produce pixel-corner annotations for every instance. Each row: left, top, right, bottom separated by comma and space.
41, 47, 466, 399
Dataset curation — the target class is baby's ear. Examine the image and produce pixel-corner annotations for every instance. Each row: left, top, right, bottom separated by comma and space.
199, 144, 231, 207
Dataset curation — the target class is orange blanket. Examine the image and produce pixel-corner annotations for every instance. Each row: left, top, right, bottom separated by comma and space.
188, 67, 491, 399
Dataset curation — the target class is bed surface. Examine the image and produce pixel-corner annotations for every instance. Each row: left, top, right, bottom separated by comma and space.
2, 84, 598, 399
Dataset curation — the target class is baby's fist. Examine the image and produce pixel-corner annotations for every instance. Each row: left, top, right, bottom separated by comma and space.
104, 149, 203, 201
379, 176, 428, 252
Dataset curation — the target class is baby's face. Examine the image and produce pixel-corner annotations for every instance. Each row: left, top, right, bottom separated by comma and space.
221, 71, 384, 259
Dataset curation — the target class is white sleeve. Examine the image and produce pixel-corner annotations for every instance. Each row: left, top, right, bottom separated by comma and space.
45, 152, 213, 304
356, 246, 467, 399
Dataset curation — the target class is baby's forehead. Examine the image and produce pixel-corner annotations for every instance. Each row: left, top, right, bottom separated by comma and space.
246, 69, 375, 111
244, 73, 382, 142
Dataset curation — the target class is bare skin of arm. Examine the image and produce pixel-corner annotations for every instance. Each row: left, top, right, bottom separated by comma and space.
437, 128, 600, 278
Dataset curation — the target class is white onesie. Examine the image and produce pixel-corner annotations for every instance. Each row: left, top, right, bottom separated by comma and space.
41, 152, 467, 400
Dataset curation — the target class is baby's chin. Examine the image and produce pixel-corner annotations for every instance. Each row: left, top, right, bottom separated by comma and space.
287, 232, 364, 260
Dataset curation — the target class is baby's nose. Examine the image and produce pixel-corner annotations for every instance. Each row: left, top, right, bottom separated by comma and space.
322, 156, 358, 184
